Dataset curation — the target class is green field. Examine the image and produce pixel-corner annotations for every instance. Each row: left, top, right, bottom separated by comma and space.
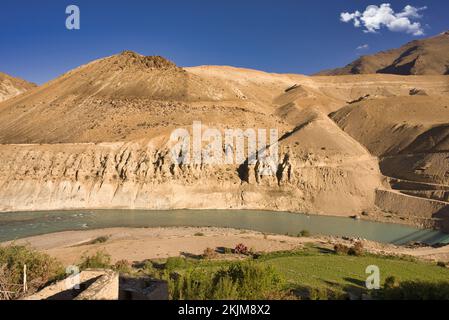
157, 246, 449, 299
261, 248, 449, 295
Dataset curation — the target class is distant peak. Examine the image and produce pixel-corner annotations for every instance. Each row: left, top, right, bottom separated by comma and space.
110, 51, 179, 70
119, 50, 142, 58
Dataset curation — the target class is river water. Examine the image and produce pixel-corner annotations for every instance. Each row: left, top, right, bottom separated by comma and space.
0, 209, 447, 245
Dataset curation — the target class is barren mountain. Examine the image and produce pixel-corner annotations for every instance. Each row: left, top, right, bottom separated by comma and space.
0, 51, 447, 230
317, 31, 449, 76
331, 96, 449, 157
0, 71, 36, 102
331, 95, 449, 228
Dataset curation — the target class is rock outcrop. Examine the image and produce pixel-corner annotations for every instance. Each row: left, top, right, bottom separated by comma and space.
0, 71, 35, 102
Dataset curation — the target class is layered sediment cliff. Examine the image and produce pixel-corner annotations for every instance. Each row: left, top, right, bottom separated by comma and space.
0, 141, 381, 215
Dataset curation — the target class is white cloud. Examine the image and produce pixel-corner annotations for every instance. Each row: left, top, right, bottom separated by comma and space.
340, 3, 427, 36
356, 44, 369, 50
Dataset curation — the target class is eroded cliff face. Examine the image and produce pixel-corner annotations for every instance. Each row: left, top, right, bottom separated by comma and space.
0, 141, 382, 215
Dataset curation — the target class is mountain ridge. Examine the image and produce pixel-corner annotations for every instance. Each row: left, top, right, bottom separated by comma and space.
0, 71, 36, 102
315, 31, 449, 76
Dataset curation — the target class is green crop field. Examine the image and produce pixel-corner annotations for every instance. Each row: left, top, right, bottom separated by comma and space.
156, 246, 449, 299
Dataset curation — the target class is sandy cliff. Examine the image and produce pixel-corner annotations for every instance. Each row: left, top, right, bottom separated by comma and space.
0, 137, 381, 216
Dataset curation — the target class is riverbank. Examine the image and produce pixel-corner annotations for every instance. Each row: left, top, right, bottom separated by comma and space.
4, 227, 449, 265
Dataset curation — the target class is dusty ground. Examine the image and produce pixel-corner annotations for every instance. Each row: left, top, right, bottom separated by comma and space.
4, 227, 449, 266
5, 227, 308, 265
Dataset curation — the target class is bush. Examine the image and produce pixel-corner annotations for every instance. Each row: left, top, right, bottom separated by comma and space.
114, 260, 132, 274
348, 242, 364, 256
165, 257, 188, 271
380, 281, 449, 300
334, 242, 364, 256
384, 276, 398, 289
209, 276, 239, 300
234, 243, 249, 255
90, 236, 109, 244
219, 262, 284, 299
142, 261, 157, 277
334, 244, 350, 255
298, 230, 311, 237
306, 287, 346, 300
194, 232, 205, 237
0, 245, 63, 300
78, 250, 112, 270
203, 248, 217, 260
167, 261, 285, 300
437, 261, 446, 268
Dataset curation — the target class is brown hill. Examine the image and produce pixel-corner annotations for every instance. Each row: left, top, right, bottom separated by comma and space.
316, 31, 449, 76
0, 51, 291, 144
0, 71, 36, 102
330, 96, 449, 157
331, 95, 449, 196
330, 94, 449, 226
0, 50, 447, 145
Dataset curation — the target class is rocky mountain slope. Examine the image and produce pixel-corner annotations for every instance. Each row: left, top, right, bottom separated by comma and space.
0, 71, 35, 102
0, 51, 448, 230
331, 95, 449, 229
317, 31, 449, 76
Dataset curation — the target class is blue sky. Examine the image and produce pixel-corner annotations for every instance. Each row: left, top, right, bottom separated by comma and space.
1, 0, 448, 84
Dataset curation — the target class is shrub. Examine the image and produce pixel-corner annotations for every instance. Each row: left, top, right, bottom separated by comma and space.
142, 260, 157, 277
298, 230, 311, 237
167, 261, 285, 300
380, 281, 449, 300
437, 261, 446, 268
167, 269, 209, 300
334, 244, 350, 255
114, 260, 132, 274
203, 248, 217, 260
194, 232, 205, 237
0, 245, 63, 300
384, 276, 398, 289
234, 243, 249, 255
90, 236, 109, 244
219, 262, 284, 299
209, 276, 239, 300
308, 287, 330, 300
304, 287, 347, 300
165, 257, 188, 271
348, 242, 364, 256
78, 250, 112, 270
